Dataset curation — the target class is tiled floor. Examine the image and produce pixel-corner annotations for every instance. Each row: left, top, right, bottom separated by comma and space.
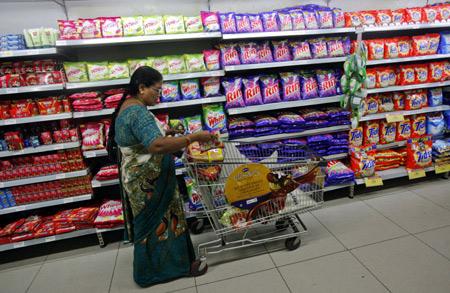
2, 178, 450, 293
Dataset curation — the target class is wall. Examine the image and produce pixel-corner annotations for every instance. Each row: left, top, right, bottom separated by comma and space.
0, 0, 438, 34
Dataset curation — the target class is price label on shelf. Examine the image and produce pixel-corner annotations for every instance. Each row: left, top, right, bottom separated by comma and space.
13, 242, 25, 248
2, 51, 14, 57
45, 236, 56, 242
408, 169, 426, 180
435, 164, 450, 174
364, 175, 383, 187
4, 119, 17, 125
386, 113, 405, 123
55, 174, 66, 180
5, 88, 19, 94
63, 197, 74, 204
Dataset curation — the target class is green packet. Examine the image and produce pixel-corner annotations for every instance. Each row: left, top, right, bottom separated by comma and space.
143, 16, 165, 35
184, 16, 203, 33
127, 59, 148, 75
166, 55, 186, 74
164, 15, 185, 34
87, 62, 110, 81
108, 62, 130, 79
152, 57, 168, 75
63, 62, 88, 83
184, 54, 206, 72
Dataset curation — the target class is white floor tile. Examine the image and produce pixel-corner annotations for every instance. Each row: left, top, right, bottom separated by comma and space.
279, 251, 389, 293
415, 226, 450, 259
266, 213, 345, 266
45, 242, 119, 263
312, 201, 408, 249
197, 269, 290, 293
0, 255, 46, 272
110, 246, 195, 293
409, 180, 450, 210
352, 235, 450, 293
28, 249, 117, 293
364, 191, 450, 234
0, 265, 41, 293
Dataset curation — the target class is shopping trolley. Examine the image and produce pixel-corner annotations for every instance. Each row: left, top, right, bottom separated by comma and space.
184, 141, 326, 264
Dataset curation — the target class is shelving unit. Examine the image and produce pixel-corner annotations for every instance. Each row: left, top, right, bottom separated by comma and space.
355, 166, 436, 185
0, 84, 64, 95
224, 57, 347, 72
73, 109, 115, 118
91, 179, 119, 188
360, 105, 450, 122
148, 96, 226, 110
0, 112, 72, 126
222, 27, 355, 40
366, 53, 450, 66
0, 169, 89, 188
366, 81, 450, 94
0, 48, 57, 59
0, 141, 81, 158
362, 22, 450, 32
83, 149, 108, 158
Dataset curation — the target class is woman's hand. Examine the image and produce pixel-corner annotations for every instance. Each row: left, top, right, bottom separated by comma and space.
190, 131, 217, 143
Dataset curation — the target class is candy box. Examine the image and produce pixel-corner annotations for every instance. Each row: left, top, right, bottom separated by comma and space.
63, 62, 88, 83
406, 136, 432, 170
87, 62, 109, 81
143, 16, 165, 35
184, 54, 206, 72
121, 16, 144, 36
363, 121, 380, 145
202, 103, 227, 133
100, 17, 123, 38
164, 15, 185, 34
380, 121, 396, 144
184, 16, 203, 33
201, 11, 220, 32
77, 18, 101, 39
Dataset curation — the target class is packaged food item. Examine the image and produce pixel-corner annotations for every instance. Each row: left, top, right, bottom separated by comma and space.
428, 62, 445, 82
242, 76, 263, 106
397, 37, 411, 57
100, 17, 123, 38
80, 122, 105, 150
160, 81, 180, 102
367, 39, 385, 60
238, 42, 258, 64
77, 18, 101, 39
426, 112, 445, 136
290, 11, 306, 30
184, 54, 206, 72
405, 90, 425, 110
350, 145, 376, 178
121, 16, 144, 36
278, 12, 293, 31
309, 38, 328, 59
406, 136, 432, 170
219, 12, 237, 33
184, 115, 203, 134
203, 49, 221, 71
303, 9, 319, 29
202, 104, 227, 133
143, 16, 165, 35
164, 15, 185, 34
257, 41, 274, 63
87, 62, 109, 81
428, 88, 443, 107
260, 75, 281, 104
316, 70, 337, 97
222, 77, 244, 109
280, 72, 301, 101
363, 121, 380, 145
166, 55, 186, 74
411, 115, 426, 138
393, 92, 405, 110
219, 43, 240, 66
427, 33, 440, 55
290, 41, 312, 60
384, 38, 399, 59
260, 11, 279, 32
201, 77, 220, 97
396, 118, 411, 141
380, 121, 396, 144
108, 62, 129, 79
184, 16, 203, 33
271, 40, 291, 62
63, 62, 88, 83
378, 94, 394, 112
345, 12, 362, 27
405, 7, 423, 23
360, 10, 377, 26
152, 57, 168, 75
58, 20, 80, 40
399, 65, 416, 85
415, 64, 429, 84
200, 11, 220, 32
317, 8, 333, 29
365, 68, 377, 89
180, 79, 201, 100
235, 14, 251, 33
299, 73, 319, 99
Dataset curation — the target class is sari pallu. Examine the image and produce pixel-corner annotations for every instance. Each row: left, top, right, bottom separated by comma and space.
119, 144, 195, 287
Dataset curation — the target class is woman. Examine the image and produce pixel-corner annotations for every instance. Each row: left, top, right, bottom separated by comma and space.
108, 66, 215, 287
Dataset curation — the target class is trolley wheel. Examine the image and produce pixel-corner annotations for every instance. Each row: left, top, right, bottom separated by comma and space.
190, 259, 208, 277
275, 219, 289, 231
189, 219, 205, 234
285, 237, 301, 251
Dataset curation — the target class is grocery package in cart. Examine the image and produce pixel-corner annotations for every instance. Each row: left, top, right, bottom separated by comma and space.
184, 139, 326, 264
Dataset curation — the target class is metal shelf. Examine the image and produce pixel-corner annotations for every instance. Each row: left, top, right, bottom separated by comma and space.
360, 105, 450, 122
222, 27, 355, 40
367, 54, 450, 66
227, 95, 342, 115
323, 153, 348, 161
96, 226, 124, 233
148, 96, 226, 110
56, 32, 222, 47
324, 183, 354, 192
0, 141, 81, 158
0, 48, 57, 59
0, 194, 92, 215
230, 125, 350, 143
0, 169, 89, 188
0, 84, 64, 95
224, 57, 347, 72
363, 21, 450, 32
91, 178, 119, 188
0, 112, 72, 126
355, 166, 435, 185
376, 141, 407, 150
163, 70, 225, 81
73, 108, 115, 118
366, 81, 450, 94
83, 149, 108, 158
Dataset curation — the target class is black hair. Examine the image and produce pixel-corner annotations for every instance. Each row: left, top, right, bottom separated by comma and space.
107, 66, 163, 163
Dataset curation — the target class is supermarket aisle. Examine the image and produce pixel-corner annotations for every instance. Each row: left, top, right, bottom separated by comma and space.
1, 178, 450, 293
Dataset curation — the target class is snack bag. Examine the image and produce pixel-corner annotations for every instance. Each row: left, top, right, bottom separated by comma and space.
222, 77, 244, 109
405, 7, 423, 23
422, 7, 440, 23
166, 55, 186, 74
278, 12, 293, 31
220, 44, 240, 66
184, 54, 206, 72
364, 95, 380, 116
272, 40, 291, 62
411, 115, 426, 138
405, 91, 424, 110
280, 72, 301, 101
242, 76, 263, 106
87, 62, 109, 81
184, 115, 203, 134
414, 64, 429, 84
310, 38, 328, 59
291, 11, 306, 30
360, 10, 377, 26
108, 62, 130, 79
260, 75, 281, 104
426, 112, 445, 136
380, 121, 396, 144
396, 118, 411, 141
235, 14, 251, 33
261, 11, 279, 32
127, 59, 148, 75
316, 70, 337, 97
384, 38, 399, 59
428, 88, 443, 107
428, 62, 445, 82
378, 94, 394, 112
238, 42, 258, 64
164, 15, 185, 34
406, 136, 432, 170
333, 8, 345, 28
290, 41, 312, 60
376, 67, 392, 88
303, 9, 319, 29
121, 16, 144, 36
349, 127, 363, 147
100, 17, 123, 38
363, 121, 380, 145
58, 20, 80, 40
367, 39, 385, 60
350, 145, 376, 178
180, 79, 201, 100
257, 41, 274, 63
438, 5, 450, 22
200, 11, 220, 32
317, 8, 334, 29
399, 65, 416, 85
184, 16, 203, 33
169, 118, 186, 134
248, 14, 264, 32
397, 37, 411, 57
365, 68, 377, 89
219, 12, 237, 33
201, 77, 221, 97
327, 38, 346, 57
64, 62, 88, 83
376, 10, 393, 25
77, 18, 102, 39
345, 12, 362, 27
150, 57, 168, 74
412, 35, 429, 56
202, 103, 227, 133
143, 16, 165, 35
203, 49, 221, 71
161, 81, 180, 102
427, 33, 440, 55
299, 73, 319, 99
392, 9, 406, 24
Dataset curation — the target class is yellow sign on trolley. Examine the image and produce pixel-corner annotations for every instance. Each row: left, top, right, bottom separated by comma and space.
408, 168, 426, 180
364, 175, 383, 187
224, 163, 271, 206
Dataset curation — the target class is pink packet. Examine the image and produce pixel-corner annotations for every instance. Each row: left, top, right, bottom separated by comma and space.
272, 40, 291, 62
77, 18, 102, 39
235, 14, 251, 33
200, 11, 220, 32
222, 77, 245, 109
239, 42, 258, 64
249, 14, 264, 32
203, 49, 221, 71
100, 17, 123, 38
219, 12, 237, 33
261, 12, 279, 32
201, 77, 221, 97
58, 20, 80, 40
290, 11, 306, 30
257, 41, 274, 63
278, 12, 293, 31
219, 44, 240, 66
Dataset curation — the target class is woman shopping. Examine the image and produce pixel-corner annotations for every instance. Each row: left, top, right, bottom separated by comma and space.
108, 66, 216, 287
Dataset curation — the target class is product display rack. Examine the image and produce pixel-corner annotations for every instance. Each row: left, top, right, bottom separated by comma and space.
0, 48, 58, 59
83, 149, 108, 158
0, 168, 89, 188
366, 81, 450, 95
0, 141, 81, 158
224, 57, 347, 72
366, 53, 450, 66
72, 108, 115, 118
0, 84, 64, 95
148, 96, 226, 110
0, 112, 72, 126
359, 105, 450, 122
222, 27, 355, 40
362, 21, 450, 32
355, 166, 436, 185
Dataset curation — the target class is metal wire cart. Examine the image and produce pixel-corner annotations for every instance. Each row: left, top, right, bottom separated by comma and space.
184, 141, 326, 263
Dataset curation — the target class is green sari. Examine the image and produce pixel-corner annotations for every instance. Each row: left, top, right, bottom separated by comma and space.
115, 105, 195, 287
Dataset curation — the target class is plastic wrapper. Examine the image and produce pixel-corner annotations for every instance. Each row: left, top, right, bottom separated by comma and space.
376, 10, 393, 25
164, 15, 185, 34
280, 72, 301, 101
201, 77, 220, 97
303, 9, 319, 29
327, 38, 345, 57
235, 14, 251, 33
58, 20, 80, 40
380, 121, 396, 144
228, 117, 254, 130
201, 11, 220, 32
415, 64, 429, 84
238, 42, 258, 64
299, 73, 319, 99
108, 62, 129, 79
290, 11, 306, 30
309, 38, 328, 58
180, 79, 201, 100
367, 39, 385, 60
222, 77, 244, 109
166, 55, 186, 74
360, 10, 377, 26
405, 7, 423, 23
78, 18, 101, 39
428, 62, 445, 82
261, 11, 279, 32
220, 43, 240, 66
325, 160, 355, 186
396, 118, 411, 141
100, 17, 123, 38
277, 112, 305, 125
378, 94, 394, 112
428, 88, 443, 107
260, 75, 281, 104
399, 65, 416, 85
397, 37, 411, 57
254, 114, 279, 127
184, 16, 203, 33
80, 122, 105, 150
143, 16, 165, 35
257, 41, 273, 63
184, 115, 203, 134
316, 70, 337, 97
203, 49, 221, 71
426, 113, 445, 136
405, 90, 425, 110
202, 104, 227, 133
411, 115, 427, 138
272, 40, 291, 62
184, 54, 206, 72
278, 12, 293, 31
122, 16, 144, 36
317, 8, 333, 29
350, 145, 376, 178
383, 38, 399, 59
345, 12, 362, 27
363, 121, 380, 145
393, 92, 405, 110
242, 76, 263, 106
406, 137, 432, 170
161, 81, 180, 102
290, 41, 312, 60
87, 62, 109, 81
64, 62, 88, 83
219, 12, 237, 33
152, 57, 168, 75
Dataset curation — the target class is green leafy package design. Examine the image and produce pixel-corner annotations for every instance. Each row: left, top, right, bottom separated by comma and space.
108, 62, 130, 79
121, 16, 144, 36
166, 55, 187, 74
183, 54, 207, 72
64, 62, 89, 83
143, 16, 165, 35
164, 15, 186, 34
87, 62, 110, 81
184, 16, 204, 33
152, 57, 168, 75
